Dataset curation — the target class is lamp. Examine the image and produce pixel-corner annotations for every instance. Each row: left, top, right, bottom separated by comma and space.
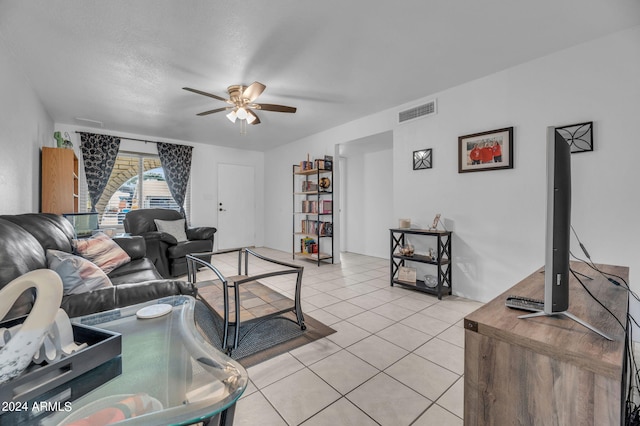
236, 107, 248, 120
226, 107, 254, 134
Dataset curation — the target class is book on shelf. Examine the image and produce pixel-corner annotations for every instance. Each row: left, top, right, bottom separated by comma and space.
324, 155, 333, 171
300, 237, 317, 254
300, 220, 333, 236
314, 156, 335, 171
301, 181, 318, 192
299, 160, 313, 171
300, 200, 332, 214
299, 157, 333, 171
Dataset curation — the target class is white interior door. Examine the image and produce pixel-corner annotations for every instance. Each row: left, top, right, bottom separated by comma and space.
217, 164, 256, 249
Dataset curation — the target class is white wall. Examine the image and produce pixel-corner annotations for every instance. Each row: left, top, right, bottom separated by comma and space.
0, 33, 53, 213
265, 25, 640, 304
393, 25, 640, 302
340, 132, 394, 258
54, 124, 266, 248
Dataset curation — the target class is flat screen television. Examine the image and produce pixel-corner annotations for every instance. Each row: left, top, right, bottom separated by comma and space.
544, 126, 571, 314
519, 127, 611, 340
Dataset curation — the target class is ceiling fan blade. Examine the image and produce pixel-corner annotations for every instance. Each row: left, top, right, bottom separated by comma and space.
196, 107, 231, 116
242, 81, 266, 102
183, 87, 228, 102
247, 110, 261, 125
255, 103, 297, 113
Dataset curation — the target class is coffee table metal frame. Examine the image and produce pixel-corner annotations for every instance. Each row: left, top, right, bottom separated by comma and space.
187, 248, 305, 355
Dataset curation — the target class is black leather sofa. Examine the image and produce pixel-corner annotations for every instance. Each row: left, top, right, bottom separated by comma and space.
0, 213, 195, 320
123, 209, 216, 278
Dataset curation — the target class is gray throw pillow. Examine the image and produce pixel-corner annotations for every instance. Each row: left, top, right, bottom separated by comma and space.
46, 249, 113, 295
154, 218, 188, 242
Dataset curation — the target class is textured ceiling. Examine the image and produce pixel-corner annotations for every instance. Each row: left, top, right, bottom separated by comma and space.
1, 1, 639, 151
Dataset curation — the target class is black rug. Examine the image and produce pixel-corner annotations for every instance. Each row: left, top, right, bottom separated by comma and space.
194, 300, 335, 368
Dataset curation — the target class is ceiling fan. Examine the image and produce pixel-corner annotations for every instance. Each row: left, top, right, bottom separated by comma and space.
183, 82, 296, 131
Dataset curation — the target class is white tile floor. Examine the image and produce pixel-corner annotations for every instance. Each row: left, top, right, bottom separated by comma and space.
197, 248, 484, 426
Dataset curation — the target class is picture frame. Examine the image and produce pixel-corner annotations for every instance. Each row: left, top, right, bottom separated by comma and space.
413, 149, 432, 170
555, 121, 593, 153
458, 127, 513, 173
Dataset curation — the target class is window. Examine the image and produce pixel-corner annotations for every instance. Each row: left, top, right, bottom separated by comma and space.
88, 152, 190, 228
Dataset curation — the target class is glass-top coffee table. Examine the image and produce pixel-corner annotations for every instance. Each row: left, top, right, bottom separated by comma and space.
42, 296, 248, 426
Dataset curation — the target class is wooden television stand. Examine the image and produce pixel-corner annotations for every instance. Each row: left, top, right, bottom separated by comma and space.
464, 262, 629, 425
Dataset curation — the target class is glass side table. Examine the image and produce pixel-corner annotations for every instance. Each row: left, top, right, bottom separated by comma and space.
41, 296, 248, 426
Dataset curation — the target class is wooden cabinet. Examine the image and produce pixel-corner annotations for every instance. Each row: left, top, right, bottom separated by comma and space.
292, 165, 334, 265
463, 262, 629, 425
389, 228, 452, 299
41, 147, 79, 214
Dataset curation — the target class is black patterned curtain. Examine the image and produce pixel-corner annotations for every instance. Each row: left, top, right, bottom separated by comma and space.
79, 133, 121, 212
156, 142, 193, 218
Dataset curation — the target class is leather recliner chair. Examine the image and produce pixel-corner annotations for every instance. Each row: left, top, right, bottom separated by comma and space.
123, 209, 216, 278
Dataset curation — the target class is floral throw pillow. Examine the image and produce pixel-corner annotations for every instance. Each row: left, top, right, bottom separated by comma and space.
74, 232, 131, 274
46, 249, 113, 295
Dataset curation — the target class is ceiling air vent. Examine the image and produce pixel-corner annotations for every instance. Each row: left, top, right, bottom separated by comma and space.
398, 99, 437, 124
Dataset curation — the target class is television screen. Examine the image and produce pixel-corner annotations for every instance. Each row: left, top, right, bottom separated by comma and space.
544, 127, 571, 313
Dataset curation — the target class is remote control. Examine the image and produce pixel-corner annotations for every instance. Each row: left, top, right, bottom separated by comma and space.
505, 295, 544, 312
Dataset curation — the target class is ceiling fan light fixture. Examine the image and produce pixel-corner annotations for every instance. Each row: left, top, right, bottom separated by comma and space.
236, 107, 248, 120
226, 110, 237, 123
183, 81, 295, 133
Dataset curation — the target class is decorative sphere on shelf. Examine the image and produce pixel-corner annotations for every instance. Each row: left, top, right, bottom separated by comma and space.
319, 177, 331, 189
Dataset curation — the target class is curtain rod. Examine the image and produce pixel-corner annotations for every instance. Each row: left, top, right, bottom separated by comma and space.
74, 131, 159, 144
